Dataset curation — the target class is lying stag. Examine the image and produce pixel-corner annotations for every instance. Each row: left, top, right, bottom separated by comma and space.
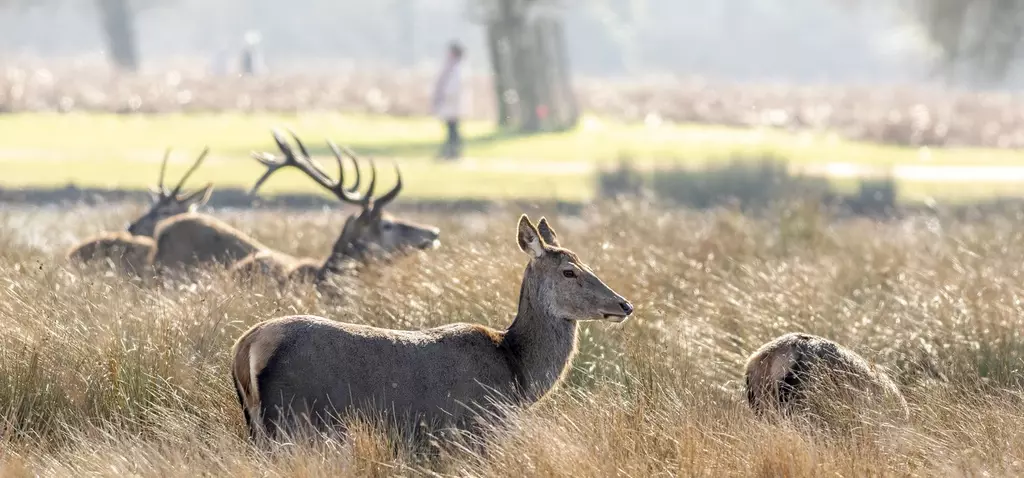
232, 130, 440, 284
66, 148, 213, 276
745, 332, 909, 423
231, 215, 634, 440
146, 154, 274, 273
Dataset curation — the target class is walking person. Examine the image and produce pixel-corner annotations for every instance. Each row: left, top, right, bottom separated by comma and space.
432, 42, 464, 161
240, 30, 266, 76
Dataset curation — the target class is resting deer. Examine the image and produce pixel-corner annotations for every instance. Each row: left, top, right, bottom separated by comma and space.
231, 130, 440, 284
230, 215, 634, 440
745, 333, 909, 423
145, 154, 274, 273
66, 148, 213, 276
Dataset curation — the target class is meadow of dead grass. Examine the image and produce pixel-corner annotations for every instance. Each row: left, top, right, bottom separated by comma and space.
1, 200, 1024, 476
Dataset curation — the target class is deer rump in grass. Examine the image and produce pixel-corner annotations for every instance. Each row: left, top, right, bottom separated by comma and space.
744, 333, 909, 424
231, 215, 634, 440
66, 148, 213, 276
231, 130, 440, 285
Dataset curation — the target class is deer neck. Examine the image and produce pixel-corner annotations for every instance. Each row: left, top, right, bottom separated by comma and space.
318, 241, 369, 278
501, 269, 579, 404
317, 220, 372, 281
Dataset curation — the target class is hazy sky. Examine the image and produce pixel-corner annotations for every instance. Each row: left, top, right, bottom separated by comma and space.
0, 0, 933, 84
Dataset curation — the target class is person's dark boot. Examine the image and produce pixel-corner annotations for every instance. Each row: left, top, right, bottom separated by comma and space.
436, 142, 453, 161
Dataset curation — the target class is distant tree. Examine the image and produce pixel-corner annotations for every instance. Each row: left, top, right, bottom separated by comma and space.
0, 0, 172, 71
469, 0, 578, 133
96, 0, 139, 71
588, 0, 647, 73
901, 0, 1024, 85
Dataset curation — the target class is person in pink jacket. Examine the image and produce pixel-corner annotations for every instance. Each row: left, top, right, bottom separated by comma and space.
432, 42, 464, 160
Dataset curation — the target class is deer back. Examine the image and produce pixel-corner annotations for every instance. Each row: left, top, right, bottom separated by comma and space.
149, 212, 266, 273
66, 231, 156, 277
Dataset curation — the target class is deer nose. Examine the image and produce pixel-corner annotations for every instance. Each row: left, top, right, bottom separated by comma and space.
619, 301, 634, 315
428, 227, 440, 238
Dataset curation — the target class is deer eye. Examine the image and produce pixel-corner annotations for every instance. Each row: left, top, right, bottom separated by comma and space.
381, 223, 394, 231
562, 269, 576, 279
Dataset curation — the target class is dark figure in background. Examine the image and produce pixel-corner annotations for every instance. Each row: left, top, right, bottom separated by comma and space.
432, 42, 464, 160
240, 31, 265, 76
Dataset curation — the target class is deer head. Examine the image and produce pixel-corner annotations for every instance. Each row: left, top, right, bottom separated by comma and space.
127, 148, 213, 237
250, 130, 441, 260
517, 215, 634, 322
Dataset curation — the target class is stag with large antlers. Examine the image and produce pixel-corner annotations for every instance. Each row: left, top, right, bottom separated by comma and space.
232, 130, 440, 284
66, 148, 214, 276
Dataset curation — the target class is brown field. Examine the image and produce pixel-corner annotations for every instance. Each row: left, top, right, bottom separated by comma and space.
1, 200, 1023, 476
5, 58, 1024, 148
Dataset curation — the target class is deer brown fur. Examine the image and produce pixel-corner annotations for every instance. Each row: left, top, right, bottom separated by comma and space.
66, 148, 213, 276
66, 231, 156, 277
230, 215, 634, 440
744, 333, 909, 422
147, 211, 268, 274
230, 130, 440, 285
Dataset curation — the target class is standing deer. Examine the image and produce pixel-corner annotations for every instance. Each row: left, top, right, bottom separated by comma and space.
66, 148, 213, 276
230, 215, 634, 440
231, 130, 440, 284
744, 333, 909, 423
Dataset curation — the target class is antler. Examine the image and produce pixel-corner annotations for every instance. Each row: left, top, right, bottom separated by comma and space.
156, 148, 172, 196
249, 129, 405, 211
152, 147, 208, 200
167, 147, 210, 198
373, 160, 403, 210
249, 129, 364, 204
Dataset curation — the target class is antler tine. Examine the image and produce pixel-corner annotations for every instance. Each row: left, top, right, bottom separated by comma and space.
280, 128, 338, 186
157, 148, 172, 195
287, 128, 314, 161
328, 140, 362, 195
373, 160, 403, 210
361, 159, 378, 209
339, 144, 366, 191
248, 129, 304, 196
250, 129, 361, 204
270, 129, 302, 166
287, 128, 336, 181
248, 153, 284, 196
169, 146, 210, 198
317, 140, 366, 204
345, 147, 362, 193
249, 151, 280, 167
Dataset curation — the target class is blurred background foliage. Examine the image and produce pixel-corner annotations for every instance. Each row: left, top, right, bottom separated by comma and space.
3, 0, 1024, 87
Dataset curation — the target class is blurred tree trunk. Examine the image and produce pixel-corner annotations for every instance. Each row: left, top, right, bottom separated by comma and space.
397, 0, 416, 65
509, 13, 541, 133
537, 16, 577, 130
96, 0, 139, 71
486, 23, 511, 127
906, 0, 1024, 86
483, 0, 577, 134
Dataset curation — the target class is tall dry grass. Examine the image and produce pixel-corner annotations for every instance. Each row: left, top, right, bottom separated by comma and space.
1, 200, 1024, 476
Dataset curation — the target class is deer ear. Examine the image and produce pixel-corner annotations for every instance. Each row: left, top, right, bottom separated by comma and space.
181, 183, 214, 211
517, 214, 546, 258
536, 217, 560, 247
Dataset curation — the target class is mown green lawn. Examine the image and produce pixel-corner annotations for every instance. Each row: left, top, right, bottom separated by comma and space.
0, 112, 1021, 201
